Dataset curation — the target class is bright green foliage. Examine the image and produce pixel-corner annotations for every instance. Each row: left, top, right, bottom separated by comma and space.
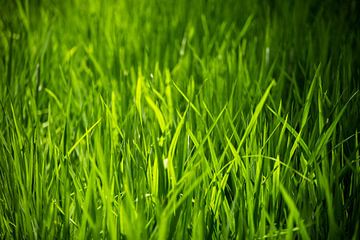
1, 0, 360, 239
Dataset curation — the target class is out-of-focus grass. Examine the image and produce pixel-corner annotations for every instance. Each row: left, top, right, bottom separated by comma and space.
0, 0, 359, 239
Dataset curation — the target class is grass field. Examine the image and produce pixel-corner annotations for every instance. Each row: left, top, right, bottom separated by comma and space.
1, 0, 360, 239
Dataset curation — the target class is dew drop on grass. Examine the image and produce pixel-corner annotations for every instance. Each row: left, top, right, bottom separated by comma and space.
163, 158, 168, 169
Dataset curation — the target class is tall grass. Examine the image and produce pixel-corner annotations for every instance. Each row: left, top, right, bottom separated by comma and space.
1, 0, 359, 239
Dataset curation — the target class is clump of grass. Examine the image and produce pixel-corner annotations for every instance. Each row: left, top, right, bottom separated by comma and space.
1, 0, 359, 239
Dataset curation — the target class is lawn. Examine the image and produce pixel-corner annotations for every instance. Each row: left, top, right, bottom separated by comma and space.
1, 0, 360, 239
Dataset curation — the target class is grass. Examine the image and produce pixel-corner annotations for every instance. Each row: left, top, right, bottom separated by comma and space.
1, 0, 360, 239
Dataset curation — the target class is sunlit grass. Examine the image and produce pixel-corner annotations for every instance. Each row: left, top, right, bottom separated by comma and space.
1, 0, 360, 239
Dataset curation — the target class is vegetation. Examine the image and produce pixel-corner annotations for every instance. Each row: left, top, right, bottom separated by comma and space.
1, 0, 359, 239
